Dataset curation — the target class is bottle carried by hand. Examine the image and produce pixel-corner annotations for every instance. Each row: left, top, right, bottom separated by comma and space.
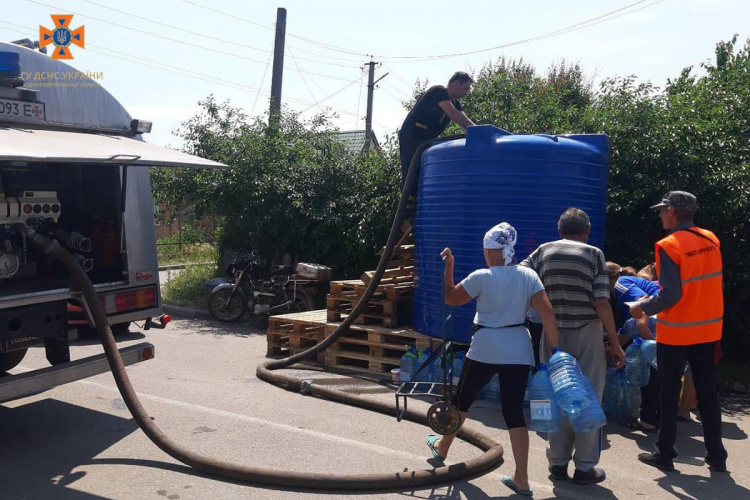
528, 364, 561, 432
547, 349, 591, 416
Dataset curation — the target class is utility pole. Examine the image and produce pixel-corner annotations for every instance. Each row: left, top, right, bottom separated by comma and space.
269, 7, 287, 130
364, 60, 388, 150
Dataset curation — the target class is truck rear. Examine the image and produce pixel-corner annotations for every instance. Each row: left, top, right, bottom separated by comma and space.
0, 41, 225, 401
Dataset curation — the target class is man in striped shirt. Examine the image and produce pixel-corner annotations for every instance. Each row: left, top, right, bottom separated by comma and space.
521, 207, 625, 485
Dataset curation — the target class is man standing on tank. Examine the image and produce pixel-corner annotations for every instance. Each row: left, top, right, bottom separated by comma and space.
398, 72, 476, 197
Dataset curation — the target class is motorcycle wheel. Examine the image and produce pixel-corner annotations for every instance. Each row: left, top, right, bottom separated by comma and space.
208, 289, 246, 322
289, 289, 313, 313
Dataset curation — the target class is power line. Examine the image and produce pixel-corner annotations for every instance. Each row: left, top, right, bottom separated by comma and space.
0, 21, 313, 106
287, 46, 322, 112
251, 32, 275, 117
79, 0, 357, 69
382, 0, 665, 63
300, 77, 362, 114
175, 0, 371, 60
24, 0, 357, 80
381, 79, 411, 99
354, 68, 365, 129
381, 64, 416, 93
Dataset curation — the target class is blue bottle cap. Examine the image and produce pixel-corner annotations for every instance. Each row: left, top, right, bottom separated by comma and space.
552, 347, 562, 354
537, 363, 547, 370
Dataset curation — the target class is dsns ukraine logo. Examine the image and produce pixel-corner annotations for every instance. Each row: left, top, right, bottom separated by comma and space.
39, 14, 85, 60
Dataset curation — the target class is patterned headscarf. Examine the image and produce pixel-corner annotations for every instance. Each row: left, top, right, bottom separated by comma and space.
483, 222, 518, 265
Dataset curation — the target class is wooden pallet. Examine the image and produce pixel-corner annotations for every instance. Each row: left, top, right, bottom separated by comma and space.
329, 279, 413, 301
266, 310, 328, 361
326, 294, 413, 328
322, 321, 453, 376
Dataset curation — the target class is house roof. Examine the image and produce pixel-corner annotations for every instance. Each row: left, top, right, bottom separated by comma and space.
334, 130, 379, 153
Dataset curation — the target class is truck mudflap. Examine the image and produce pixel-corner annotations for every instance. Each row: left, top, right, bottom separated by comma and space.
0, 342, 154, 403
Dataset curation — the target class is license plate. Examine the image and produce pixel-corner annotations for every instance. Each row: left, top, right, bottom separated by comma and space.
0, 98, 46, 123
1, 336, 41, 352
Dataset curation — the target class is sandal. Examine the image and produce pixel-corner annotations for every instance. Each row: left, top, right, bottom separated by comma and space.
620, 419, 657, 433
501, 475, 533, 497
426, 435, 445, 461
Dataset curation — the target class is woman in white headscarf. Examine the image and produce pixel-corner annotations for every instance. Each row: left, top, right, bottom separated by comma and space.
425, 223, 561, 497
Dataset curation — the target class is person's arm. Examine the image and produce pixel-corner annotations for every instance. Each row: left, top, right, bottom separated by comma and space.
636, 313, 655, 340
594, 298, 626, 367
631, 247, 681, 319
440, 248, 473, 306
592, 250, 625, 366
529, 290, 559, 354
437, 100, 475, 129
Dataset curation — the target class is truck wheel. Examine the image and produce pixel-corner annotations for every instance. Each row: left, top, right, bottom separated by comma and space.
0, 349, 28, 372
208, 289, 246, 322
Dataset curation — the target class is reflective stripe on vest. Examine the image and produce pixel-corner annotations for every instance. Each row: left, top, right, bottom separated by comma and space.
681, 269, 722, 284
656, 316, 723, 327
655, 227, 723, 346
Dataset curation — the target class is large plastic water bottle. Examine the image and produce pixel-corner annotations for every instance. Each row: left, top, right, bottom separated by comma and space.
571, 375, 607, 432
620, 316, 657, 340
429, 352, 444, 383
528, 364, 561, 432
451, 351, 465, 386
626, 338, 650, 387
399, 345, 418, 382
414, 348, 432, 383
523, 368, 533, 409
485, 373, 501, 402
547, 349, 591, 416
641, 339, 658, 369
603, 368, 630, 420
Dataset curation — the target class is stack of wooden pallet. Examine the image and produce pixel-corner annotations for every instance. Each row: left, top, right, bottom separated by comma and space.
265, 309, 440, 376
265, 310, 328, 362
326, 221, 415, 328
265, 221, 458, 377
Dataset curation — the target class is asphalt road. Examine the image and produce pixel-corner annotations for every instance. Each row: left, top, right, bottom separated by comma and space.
2, 317, 749, 499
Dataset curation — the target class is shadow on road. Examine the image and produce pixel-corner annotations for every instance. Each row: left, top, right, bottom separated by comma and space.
0, 398, 139, 499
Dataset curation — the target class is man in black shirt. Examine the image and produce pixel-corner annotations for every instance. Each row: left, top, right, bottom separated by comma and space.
398, 71, 476, 194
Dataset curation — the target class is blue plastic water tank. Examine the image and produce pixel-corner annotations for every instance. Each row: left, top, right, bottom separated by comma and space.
413, 125, 609, 343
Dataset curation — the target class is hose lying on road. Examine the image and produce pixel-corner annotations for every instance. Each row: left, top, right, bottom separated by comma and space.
27, 135, 504, 491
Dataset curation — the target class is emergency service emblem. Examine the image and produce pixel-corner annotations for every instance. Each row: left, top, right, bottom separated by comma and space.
39, 15, 85, 60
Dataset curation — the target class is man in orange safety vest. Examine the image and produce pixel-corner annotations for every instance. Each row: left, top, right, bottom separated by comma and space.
630, 191, 727, 473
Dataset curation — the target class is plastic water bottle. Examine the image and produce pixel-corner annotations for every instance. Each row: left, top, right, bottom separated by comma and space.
620, 316, 657, 340
641, 339, 658, 370
571, 375, 607, 432
414, 348, 432, 383
451, 351, 465, 386
485, 373, 501, 402
429, 352, 444, 383
626, 338, 650, 387
528, 364, 561, 432
399, 345, 418, 382
547, 349, 591, 416
603, 368, 630, 420
523, 368, 533, 408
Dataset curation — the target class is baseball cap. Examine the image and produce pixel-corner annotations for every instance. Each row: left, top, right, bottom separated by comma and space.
650, 191, 698, 211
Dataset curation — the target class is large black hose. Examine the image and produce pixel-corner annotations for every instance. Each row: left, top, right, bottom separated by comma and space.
26, 135, 504, 491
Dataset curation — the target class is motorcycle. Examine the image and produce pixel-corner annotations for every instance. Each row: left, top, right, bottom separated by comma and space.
206, 251, 320, 325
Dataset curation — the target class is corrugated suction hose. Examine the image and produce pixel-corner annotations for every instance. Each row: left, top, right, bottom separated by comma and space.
25, 135, 504, 491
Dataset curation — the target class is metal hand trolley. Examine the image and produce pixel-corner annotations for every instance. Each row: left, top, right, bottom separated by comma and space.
395, 258, 462, 435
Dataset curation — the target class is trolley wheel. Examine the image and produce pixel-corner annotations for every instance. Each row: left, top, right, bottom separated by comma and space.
427, 401, 461, 435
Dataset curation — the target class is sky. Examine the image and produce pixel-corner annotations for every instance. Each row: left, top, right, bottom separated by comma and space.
2, 0, 749, 148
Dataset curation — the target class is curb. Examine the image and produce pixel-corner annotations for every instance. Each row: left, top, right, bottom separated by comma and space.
158, 262, 215, 271
163, 304, 213, 321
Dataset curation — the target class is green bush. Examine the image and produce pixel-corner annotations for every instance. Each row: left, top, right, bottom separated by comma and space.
161, 264, 219, 307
